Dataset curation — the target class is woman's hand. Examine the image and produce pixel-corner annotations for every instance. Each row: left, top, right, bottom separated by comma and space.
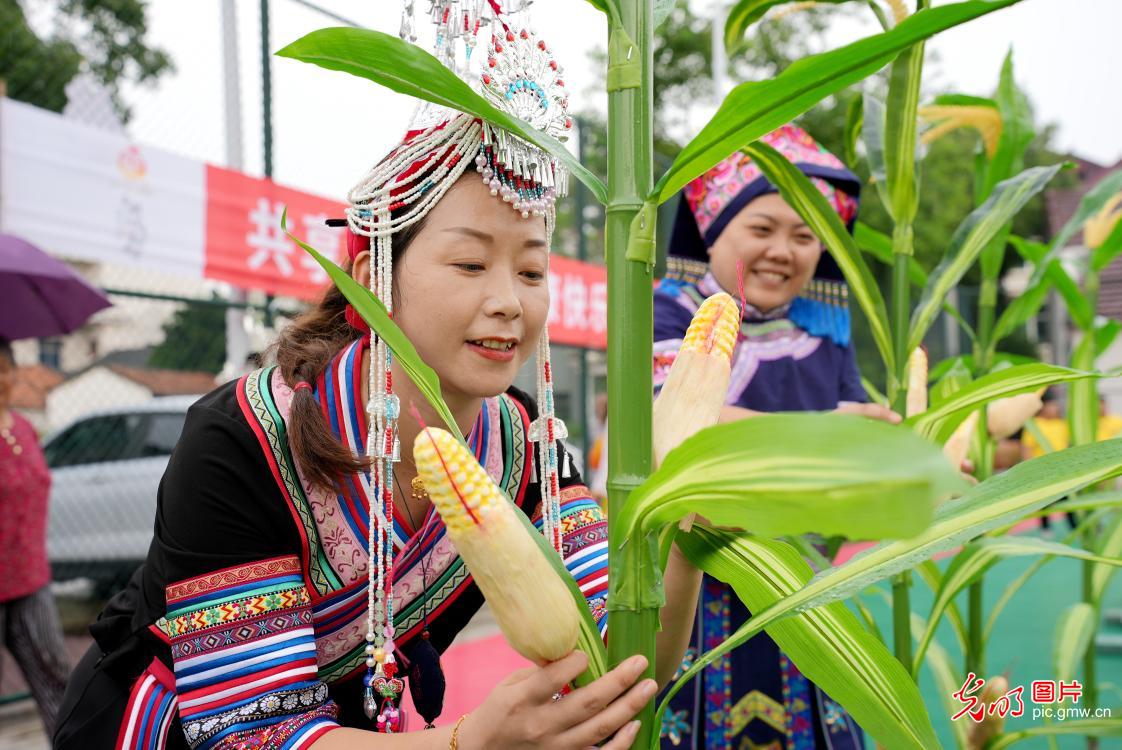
459, 651, 655, 749
833, 401, 902, 424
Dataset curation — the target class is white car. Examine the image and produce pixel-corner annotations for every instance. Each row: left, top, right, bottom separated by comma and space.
44, 396, 197, 591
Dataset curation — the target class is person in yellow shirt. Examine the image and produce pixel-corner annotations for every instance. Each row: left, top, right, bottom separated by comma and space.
1023, 393, 1122, 533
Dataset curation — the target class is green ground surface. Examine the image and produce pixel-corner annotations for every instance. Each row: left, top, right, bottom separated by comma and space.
856, 527, 1122, 749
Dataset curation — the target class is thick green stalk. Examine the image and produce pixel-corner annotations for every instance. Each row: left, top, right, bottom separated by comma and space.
603, 2, 656, 748
890, 249, 913, 668
965, 303, 996, 678
1074, 271, 1101, 721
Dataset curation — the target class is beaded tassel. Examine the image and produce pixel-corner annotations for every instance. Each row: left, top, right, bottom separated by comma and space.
364, 217, 405, 733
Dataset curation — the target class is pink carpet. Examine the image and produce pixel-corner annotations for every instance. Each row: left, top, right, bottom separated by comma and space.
398, 632, 532, 729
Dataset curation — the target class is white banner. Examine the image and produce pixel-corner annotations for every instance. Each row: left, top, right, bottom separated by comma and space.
0, 98, 206, 278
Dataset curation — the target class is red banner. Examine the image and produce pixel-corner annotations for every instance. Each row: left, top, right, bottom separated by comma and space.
204, 165, 347, 299
546, 255, 608, 350
203, 165, 607, 350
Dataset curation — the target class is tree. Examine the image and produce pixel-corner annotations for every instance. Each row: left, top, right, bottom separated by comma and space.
148, 302, 226, 374
0, 0, 172, 122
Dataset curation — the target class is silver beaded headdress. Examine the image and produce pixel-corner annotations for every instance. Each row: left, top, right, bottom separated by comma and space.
351, 0, 572, 732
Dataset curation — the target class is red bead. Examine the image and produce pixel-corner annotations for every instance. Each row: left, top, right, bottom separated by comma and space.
506, 31, 515, 41
549, 61, 558, 70
482, 74, 491, 85
383, 662, 398, 678
488, 58, 496, 68
494, 43, 502, 53
538, 40, 546, 50
556, 79, 565, 87
520, 29, 529, 39
565, 117, 573, 129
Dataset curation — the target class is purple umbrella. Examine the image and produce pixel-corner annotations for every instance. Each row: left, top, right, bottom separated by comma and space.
0, 233, 112, 341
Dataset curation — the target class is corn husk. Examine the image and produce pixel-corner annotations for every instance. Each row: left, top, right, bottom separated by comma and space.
967, 675, 1010, 749
414, 427, 580, 664
652, 293, 740, 532
944, 410, 980, 470
905, 347, 928, 418
986, 388, 1046, 441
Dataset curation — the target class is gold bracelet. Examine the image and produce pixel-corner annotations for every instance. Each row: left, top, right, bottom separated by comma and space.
449, 714, 469, 750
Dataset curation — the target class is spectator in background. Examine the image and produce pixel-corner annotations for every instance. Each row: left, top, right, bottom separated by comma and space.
588, 392, 609, 505
0, 338, 70, 735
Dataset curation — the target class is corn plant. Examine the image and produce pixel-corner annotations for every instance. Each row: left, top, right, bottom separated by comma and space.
276, 1, 1122, 747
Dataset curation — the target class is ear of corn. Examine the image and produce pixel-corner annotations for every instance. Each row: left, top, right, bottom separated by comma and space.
966, 675, 1009, 749
943, 410, 980, 470
413, 427, 580, 665
653, 292, 739, 532
986, 388, 1046, 441
905, 347, 929, 418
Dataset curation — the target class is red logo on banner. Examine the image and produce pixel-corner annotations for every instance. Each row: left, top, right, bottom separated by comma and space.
204, 165, 347, 300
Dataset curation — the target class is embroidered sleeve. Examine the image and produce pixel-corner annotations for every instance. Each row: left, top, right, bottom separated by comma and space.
535, 484, 609, 638
163, 556, 340, 750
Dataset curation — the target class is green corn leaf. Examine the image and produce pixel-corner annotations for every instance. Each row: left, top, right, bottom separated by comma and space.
1007, 235, 1093, 332
744, 141, 895, 371
882, 34, 923, 233
863, 93, 891, 207
908, 164, 1063, 354
905, 362, 1099, 444
582, 0, 620, 23
657, 439, 1122, 724
844, 93, 864, 167
1053, 602, 1096, 684
276, 27, 607, 204
284, 210, 461, 436
724, 0, 854, 52
985, 719, 1122, 749
910, 613, 970, 750
852, 592, 886, 642
1096, 319, 1122, 358
654, 0, 1024, 203
1027, 489, 1122, 518
913, 559, 967, 653
1093, 511, 1122, 601
930, 93, 997, 108
929, 357, 974, 406
675, 529, 940, 750
1069, 333, 1098, 446
618, 413, 962, 540
654, 0, 675, 26
1018, 169, 1122, 296
983, 510, 1109, 641
981, 50, 1034, 201
911, 537, 1122, 674
928, 352, 1036, 382
1091, 207, 1122, 271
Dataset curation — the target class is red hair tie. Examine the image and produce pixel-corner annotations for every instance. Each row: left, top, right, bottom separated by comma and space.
293, 381, 313, 394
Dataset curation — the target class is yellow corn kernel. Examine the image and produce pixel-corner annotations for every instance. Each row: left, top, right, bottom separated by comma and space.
413, 428, 580, 664
657, 292, 739, 532
681, 292, 740, 361
906, 347, 928, 418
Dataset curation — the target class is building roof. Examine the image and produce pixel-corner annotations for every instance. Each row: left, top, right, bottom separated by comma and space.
11, 364, 65, 410
106, 365, 217, 396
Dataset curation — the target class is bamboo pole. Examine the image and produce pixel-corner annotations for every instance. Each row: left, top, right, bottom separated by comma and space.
604, 1, 657, 748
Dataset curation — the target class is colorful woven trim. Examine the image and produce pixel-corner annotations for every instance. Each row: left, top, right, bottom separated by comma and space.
164, 555, 337, 750
114, 658, 178, 750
